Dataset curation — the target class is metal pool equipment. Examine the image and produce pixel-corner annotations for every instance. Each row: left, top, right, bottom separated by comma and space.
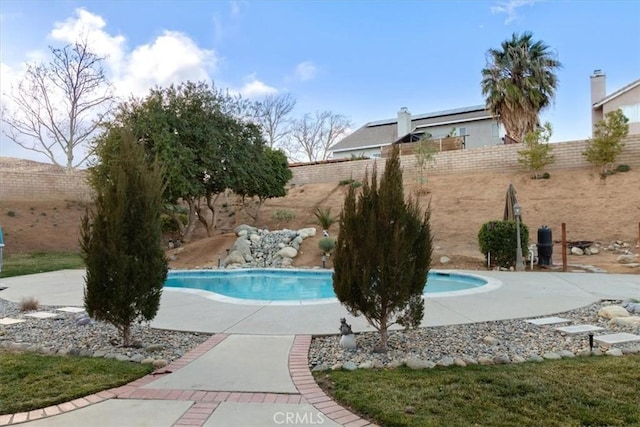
537, 226, 553, 266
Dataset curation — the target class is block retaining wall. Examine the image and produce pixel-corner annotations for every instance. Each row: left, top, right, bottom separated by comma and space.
1, 136, 638, 201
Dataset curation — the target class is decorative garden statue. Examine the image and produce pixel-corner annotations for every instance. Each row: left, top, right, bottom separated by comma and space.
339, 318, 357, 350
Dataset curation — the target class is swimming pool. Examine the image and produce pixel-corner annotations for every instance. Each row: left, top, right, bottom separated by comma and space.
164, 269, 500, 305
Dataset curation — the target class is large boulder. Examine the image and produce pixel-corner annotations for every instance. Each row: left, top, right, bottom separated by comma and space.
225, 250, 246, 266
276, 247, 298, 259
234, 224, 257, 236
617, 254, 638, 264
608, 316, 640, 327
598, 305, 630, 319
297, 227, 317, 239
231, 237, 253, 262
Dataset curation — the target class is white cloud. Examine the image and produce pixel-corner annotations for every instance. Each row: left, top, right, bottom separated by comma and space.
236, 74, 277, 98
47, 8, 216, 99
50, 8, 126, 75
294, 61, 317, 81
118, 31, 215, 98
491, 0, 539, 24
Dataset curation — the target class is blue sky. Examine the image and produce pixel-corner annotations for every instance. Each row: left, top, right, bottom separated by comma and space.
1, 0, 639, 163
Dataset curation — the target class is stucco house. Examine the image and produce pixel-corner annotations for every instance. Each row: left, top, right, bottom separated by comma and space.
330, 105, 504, 159
591, 70, 640, 135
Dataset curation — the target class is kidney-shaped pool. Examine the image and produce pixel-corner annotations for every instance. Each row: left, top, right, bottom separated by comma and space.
164, 269, 501, 305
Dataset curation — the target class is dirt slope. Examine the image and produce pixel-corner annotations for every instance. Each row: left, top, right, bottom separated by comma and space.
0, 158, 638, 274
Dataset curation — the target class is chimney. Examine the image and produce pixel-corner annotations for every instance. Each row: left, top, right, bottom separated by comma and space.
590, 70, 606, 135
397, 107, 411, 139
590, 69, 606, 105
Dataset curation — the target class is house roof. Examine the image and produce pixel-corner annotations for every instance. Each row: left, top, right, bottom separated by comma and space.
593, 78, 640, 108
331, 105, 492, 153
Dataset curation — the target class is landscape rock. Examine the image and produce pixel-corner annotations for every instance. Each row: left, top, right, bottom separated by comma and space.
528, 355, 544, 362
234, 224, 257, 235
493, 354, 510, 364
358, 361, 373, 369
589, 247, 599, 254
478, 356, 494, 365
231, 238, 253, 261
511, 355, 526, 363
559, 350, 575, 358
454, 358, 467, 367
436, 356, 454, 367
483, 336, 499, 346
571, 247, 584, 255
145, 344, 165, 352
406, 357, 429, 370
342, 361, 357, 371
617, 254, 638, 264
605, 348, 623, 357
439, 256, 451, 264
153, 359, 168, 369
276, 246, 298, 259
297, 228, 317, 239
608, 316, 640, 327
225, 250, 246, 266
598, 305, 630, 319
542, 352, 561, 360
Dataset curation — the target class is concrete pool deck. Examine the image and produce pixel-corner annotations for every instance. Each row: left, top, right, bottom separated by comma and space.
1, 269, 639, 426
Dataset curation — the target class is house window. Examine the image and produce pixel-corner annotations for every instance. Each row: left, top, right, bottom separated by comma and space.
458, 127, 467, 136
620, 104, 640, 123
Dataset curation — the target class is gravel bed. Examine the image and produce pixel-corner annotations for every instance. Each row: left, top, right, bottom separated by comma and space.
310, 300, 640, 370
0, 298, 211, 365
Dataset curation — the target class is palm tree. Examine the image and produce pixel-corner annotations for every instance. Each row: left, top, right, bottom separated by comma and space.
481, 32, 561, 142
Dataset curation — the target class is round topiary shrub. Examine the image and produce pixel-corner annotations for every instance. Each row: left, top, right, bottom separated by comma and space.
318, 237, 336, 254
478, 220, 529, 268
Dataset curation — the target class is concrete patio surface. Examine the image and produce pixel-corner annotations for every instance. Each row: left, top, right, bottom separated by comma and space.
1, 269, 639, 426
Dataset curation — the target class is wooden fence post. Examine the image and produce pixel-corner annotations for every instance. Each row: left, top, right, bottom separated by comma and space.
562, 223, 567, 272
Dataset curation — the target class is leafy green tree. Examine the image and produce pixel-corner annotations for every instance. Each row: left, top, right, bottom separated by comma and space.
518, 122, 555, 178
481, 32, 561, 142
81, 130, 167, 346
102, 81, 259, 240
235, 146, 293, 224
333, 145, 432, 351
583, 109, 630, 175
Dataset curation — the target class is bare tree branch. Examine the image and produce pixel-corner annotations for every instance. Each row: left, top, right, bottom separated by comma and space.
252, 93, 296, 148
287, 111, 352, 162
2, 39, 114, 169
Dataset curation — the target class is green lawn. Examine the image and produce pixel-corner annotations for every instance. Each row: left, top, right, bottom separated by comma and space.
0, 252, 84, 278
316, 356, 640, 427
0, 352, 153, 415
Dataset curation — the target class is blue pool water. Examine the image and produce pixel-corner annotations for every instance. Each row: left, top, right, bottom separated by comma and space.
164, 269, 488, 301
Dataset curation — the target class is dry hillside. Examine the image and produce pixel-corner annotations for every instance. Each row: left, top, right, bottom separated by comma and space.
0, 157, 638, 274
